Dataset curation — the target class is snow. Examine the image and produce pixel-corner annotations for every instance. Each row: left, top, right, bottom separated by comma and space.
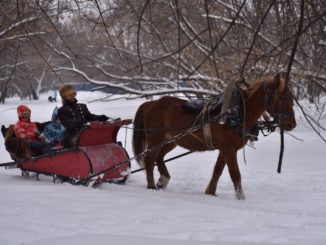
0, 92, 325, 245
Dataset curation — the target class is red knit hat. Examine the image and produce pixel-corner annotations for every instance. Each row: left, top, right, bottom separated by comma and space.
17, 105, 31, 122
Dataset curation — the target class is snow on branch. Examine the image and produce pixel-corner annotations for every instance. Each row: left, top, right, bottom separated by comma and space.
52, 46, 219, 97
0, 32, 47, 41
0, 16, 40, 37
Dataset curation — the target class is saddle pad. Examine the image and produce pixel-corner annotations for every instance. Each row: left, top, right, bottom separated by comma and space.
182, 94, 224, 114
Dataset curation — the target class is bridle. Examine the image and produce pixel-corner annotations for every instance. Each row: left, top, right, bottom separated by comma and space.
263, 80, 294, 124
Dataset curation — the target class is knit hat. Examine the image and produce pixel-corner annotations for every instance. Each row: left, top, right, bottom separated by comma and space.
17, 105, 31, 122
59, 85, 76, 99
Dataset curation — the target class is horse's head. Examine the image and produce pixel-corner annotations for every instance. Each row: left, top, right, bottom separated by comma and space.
265, 73, 296, 131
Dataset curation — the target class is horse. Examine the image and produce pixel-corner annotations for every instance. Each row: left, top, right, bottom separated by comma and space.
132, 73, 296, 199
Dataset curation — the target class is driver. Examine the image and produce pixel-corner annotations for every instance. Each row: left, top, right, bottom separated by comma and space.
57, 85, 109, 148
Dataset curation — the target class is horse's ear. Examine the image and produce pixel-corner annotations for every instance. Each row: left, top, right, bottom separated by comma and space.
274, 72, 286, 91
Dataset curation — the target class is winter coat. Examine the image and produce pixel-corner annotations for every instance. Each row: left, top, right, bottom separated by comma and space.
40, 107, 65, 144
57, 99, 108, 148
42, 123, 65, 144
14, 105, 40, 142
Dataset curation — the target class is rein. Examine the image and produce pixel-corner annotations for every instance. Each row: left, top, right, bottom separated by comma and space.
263, 80, 294, 122
125, 83, 280, 141
232, 80, 284, 141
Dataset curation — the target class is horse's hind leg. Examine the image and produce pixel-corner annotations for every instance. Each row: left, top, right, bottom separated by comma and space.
205, 152, 226, 196
223, 150, 245, 200
144, 149, 159, 189
144, 135, 165, 190
156, 143, 176, 189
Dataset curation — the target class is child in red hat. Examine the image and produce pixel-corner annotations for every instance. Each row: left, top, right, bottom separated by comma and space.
14, 105, 52, 156
14, 105, 40, 142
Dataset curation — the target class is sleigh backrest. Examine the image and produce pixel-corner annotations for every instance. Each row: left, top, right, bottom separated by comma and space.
77, 119, 132, 147
1, 124, 15, 141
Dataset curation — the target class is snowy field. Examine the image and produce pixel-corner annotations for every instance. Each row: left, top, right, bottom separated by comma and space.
0, 92, 325, 245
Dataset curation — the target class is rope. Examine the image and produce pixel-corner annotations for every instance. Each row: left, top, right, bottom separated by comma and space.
121, 125, 192, 132
73, 110, 278, 185
131, 150, 193, 174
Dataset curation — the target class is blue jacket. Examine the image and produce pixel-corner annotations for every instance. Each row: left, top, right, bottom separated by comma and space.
43, 122, 65, 144
42, 107, 65, 144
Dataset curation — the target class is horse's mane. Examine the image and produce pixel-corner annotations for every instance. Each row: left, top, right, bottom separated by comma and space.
245, 73, 287, 98
246, 79, 264, 96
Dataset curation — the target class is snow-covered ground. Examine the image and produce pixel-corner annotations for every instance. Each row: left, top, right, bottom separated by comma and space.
0, 92, 325, 245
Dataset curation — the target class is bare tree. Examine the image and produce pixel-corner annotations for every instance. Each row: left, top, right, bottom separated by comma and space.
0, 0, 325, 138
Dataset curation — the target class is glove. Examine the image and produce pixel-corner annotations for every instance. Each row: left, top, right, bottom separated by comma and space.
98, 115, 109, 122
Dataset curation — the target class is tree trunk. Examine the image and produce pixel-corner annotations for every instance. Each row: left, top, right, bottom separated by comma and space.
29, 83, 39, 100
0, 81, 10, 104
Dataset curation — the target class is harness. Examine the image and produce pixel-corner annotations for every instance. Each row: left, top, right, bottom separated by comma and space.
263, 79, 294, 123
197, 80, 282, 147
225, 89, 260, 141
191, 97, 218, 150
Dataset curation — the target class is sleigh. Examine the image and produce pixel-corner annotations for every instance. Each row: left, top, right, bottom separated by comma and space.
3, 120, 132, 186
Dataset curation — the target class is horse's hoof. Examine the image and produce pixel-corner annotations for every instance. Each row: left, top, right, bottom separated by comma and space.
156, 176, 170, 189
205, 190, 216, 196
205, 192, 217, 197
147, 185, 157, 190
205, 186, 216, 196
236, 192, 246, 200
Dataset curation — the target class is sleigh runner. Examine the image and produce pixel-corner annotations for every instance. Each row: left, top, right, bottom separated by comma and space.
4, 120, 132, 185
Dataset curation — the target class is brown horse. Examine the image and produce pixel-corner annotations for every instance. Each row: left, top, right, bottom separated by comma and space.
132, 73, 296, 199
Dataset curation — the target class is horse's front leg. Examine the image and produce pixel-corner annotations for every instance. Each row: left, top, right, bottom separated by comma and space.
205, 153, 226, 196
223, 149, 245, 200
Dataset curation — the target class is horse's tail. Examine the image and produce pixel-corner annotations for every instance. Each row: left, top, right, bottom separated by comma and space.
132, 102, 149, 167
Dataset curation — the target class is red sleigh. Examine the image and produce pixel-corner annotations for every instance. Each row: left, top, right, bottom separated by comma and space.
18, 120, 132, 185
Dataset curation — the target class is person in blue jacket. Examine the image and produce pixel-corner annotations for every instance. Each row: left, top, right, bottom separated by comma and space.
40, 107, 65, 145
